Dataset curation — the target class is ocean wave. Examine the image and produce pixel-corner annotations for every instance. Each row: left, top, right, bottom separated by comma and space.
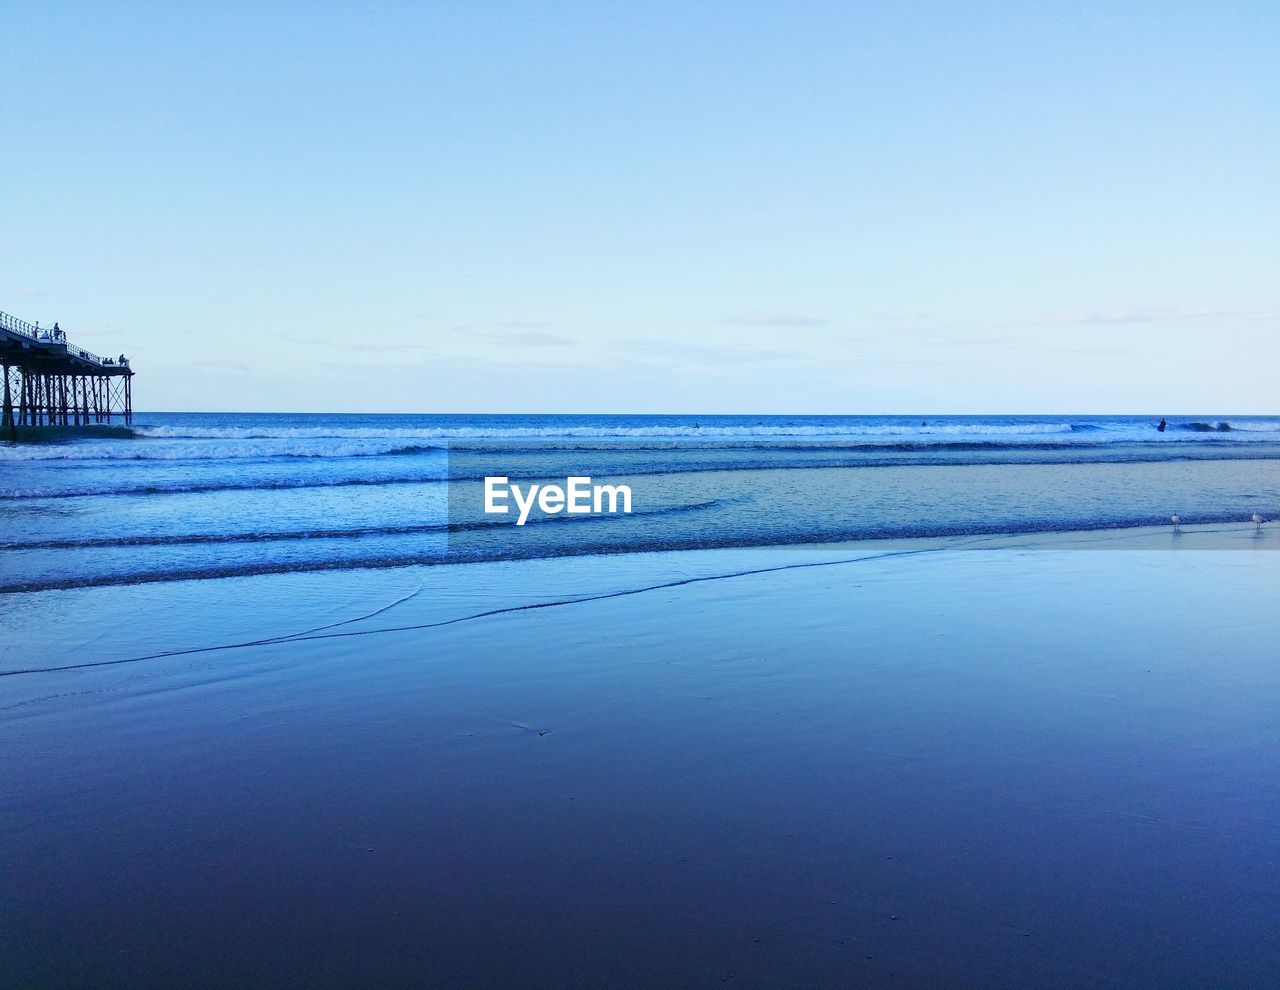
0, 473, 448, 499
0, 440, 447, 462
9, 430, 1280, 464
1, 512, 1265, 596
133, 422, 1086, 440
1169, 421, 1280, 433
1173, 420, 1280, 433
134, 419, 1280, 440
7, 443, 1280, 500
0, 499, 723, 551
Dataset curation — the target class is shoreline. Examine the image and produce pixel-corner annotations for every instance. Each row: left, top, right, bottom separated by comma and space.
3, 522, 1275, 676
1, 518, 1275, 598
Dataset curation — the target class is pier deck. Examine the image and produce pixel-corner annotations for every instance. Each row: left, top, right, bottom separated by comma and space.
1, 310, 134, 436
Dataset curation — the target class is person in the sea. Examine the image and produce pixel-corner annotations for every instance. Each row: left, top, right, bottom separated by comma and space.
1157, 418, 1167, 432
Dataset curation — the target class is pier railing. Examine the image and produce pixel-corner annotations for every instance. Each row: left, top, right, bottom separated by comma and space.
0, 310, 41, 340
0, 309, 127, 367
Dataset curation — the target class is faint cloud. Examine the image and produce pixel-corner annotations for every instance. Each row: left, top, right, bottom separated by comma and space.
277, 333, 432, 354
498, 320, 552, 329
719, 311, 829, 328
468, 327, 575, 346
317, 353, 594, 375
280, 333, 340, 347
349, 342, 434, 353
1030, 306, 1276, 327
611, 337, 804, 366
834, 327, 1023, 348
495, 332, 573, 346
280, 331, 433, 353
189, 359, 252, 373
872, 311, 936, 322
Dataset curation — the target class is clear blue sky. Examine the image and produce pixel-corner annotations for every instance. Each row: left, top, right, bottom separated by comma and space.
2, 2, 1275, 413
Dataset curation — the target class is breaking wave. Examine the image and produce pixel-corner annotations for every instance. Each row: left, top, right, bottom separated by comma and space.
0, 498, 724, 553
132, 422, 1085, 440
1, 510, 1270, 596
5, 421, 1280, 463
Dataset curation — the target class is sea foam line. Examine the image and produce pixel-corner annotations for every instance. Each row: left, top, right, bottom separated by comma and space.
7, 444, 1280, 500
0, 499, 722, 550
1, 513, 1270, 598
132, 423, 1083, 439
0, 543, 962, 678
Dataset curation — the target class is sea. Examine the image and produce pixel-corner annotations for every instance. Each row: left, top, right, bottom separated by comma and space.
3, 412, 1279, 594
5, 413, 1280, 988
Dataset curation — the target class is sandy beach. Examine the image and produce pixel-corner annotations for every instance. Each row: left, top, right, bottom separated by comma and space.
3, 525, 1277, 987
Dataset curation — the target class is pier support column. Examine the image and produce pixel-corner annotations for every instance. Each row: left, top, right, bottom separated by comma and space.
2, 363, 13, 440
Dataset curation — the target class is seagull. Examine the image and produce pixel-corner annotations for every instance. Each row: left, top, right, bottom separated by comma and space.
1252, 513, 1265, 531
1171, 514, 1181, 532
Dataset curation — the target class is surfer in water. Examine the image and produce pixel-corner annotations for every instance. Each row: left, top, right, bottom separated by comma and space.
1157, 418, 1167, 432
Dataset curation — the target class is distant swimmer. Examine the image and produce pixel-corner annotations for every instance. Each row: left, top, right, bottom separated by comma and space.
1157, 418, 1167, 432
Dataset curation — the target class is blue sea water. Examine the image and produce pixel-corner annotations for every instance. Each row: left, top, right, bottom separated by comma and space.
2, 412, 1279, 592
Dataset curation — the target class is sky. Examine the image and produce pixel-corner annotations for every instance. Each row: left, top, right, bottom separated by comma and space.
1, 1, 1276, 413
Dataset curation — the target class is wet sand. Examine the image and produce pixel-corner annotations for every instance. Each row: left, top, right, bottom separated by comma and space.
2, 527, 1278, 987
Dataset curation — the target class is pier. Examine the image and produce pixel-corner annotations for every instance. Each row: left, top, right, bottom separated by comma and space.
1, 310, 133, 439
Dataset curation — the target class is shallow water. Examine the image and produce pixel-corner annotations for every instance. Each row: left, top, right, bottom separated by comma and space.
2, 530, 1277, 987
